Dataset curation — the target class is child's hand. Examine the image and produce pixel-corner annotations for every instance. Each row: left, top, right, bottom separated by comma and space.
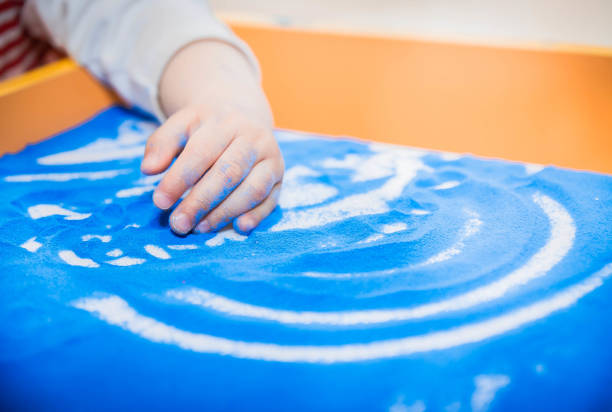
140, 41, 284, 235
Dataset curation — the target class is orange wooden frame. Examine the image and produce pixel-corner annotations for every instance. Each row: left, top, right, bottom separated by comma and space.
1, 23, 611, 174
0, 59, 117, 155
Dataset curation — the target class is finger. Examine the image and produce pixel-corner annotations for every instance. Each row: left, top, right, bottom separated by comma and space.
152, 122, 233, 210
168, 137, 259, 234
140, 108, 201, 175
194, 158, 282, 232
233, 183, 282, 234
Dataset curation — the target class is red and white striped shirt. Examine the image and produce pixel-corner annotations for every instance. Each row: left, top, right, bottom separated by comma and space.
0, 0, 61, 80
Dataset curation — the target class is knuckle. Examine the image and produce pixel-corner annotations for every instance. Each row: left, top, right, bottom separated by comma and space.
164, 166, 189, 188
249, 126, 269, 141
219, 206, 233, 222
250, 181, 269, 203
234, 137, 259, 165
181, 106, 199, 123
275, 156, 285, 179
186, 117, 202, 137
217, 159, 243, 185
249, 127, 268, 143
179, 164, 201, 187
270, 184, 282, 202
185, 139, 208, 160
193, 189, 214, 211
210, 109, 236, 130
273, 142, 284, 161
276, 145, 284, 162
256, 135, 282, 161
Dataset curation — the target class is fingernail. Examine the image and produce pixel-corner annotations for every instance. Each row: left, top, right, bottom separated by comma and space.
171, 213, 191, 234
194, 219, 210, 234
153, 191, 173, 209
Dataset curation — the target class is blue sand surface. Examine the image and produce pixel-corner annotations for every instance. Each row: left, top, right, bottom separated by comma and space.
0, 107, 611, 411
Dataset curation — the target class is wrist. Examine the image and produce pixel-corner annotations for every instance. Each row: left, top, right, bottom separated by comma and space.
158, 39, 262, 118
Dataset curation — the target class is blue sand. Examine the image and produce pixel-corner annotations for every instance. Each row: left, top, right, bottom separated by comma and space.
0, 107, 611, 411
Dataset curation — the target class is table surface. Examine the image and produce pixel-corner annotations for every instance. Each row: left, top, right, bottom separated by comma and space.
1, 107, 611, 411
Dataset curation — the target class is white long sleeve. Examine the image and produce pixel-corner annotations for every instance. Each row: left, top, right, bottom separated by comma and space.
22, 0, 259, 120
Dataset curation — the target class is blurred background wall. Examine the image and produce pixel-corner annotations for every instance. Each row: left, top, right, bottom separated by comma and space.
210, 0, 612, 48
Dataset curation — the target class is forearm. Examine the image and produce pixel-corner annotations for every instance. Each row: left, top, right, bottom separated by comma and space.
159, 40, 271, 125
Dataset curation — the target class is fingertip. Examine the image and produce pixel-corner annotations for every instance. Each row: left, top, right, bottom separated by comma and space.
140, 157, 156, 175
153, 190, 174, 210
193, 220, 210, 234
234, 215, 255, 235
141, 143, 165, 174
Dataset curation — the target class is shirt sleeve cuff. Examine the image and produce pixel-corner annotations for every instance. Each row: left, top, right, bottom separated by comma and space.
115, 2, 260, 121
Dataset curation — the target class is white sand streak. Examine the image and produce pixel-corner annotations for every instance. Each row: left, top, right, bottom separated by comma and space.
5, 169, 131, 182
272, 148, 430, 231
305, 192, 572, 285
20, 237, 42, 252
106, 249, 123, 257
433, 181, 461, 190
116, 186, 156, 198
167, 244, 199, 250
168, 194, 573, 326
82, 234, 111, 243
28, 204, 91, 220
418, 210, 482, 266
279, 165, 338, 209
304, 209, 482, 279
73, 262, 612, 363
205, 229, 247, 247
106, 257, 146, 266
144, 245, 171, 260
381, 222, 408, 234
59, 250, 99, 268
472, 374, 510, 412
37, 120, 154, 165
